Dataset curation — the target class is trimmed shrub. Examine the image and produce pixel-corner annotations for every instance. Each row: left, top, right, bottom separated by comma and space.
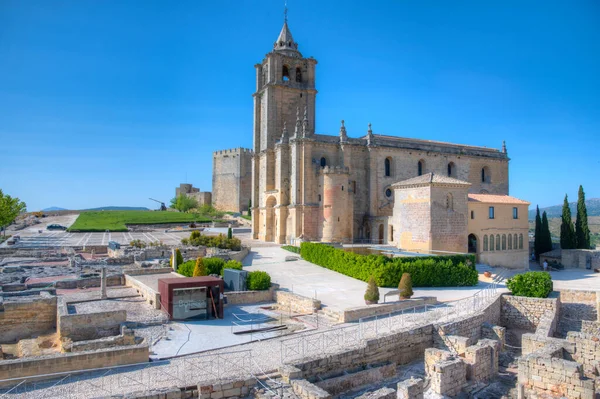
506, 271, 553, 298
170, 248, 184, 269
188, 232, 242, 251
224, 260, 243, 271
300, 242, 477, 287
364, 276, 380, 303
203, 257, 226, 276
193, 257, 207, 277
177, 260, 195, 277
398, 273, 413, 299
282, 245, 300, 254
181, 238, 189, 245
247, 271, 271, 291
190, 230, 201, 240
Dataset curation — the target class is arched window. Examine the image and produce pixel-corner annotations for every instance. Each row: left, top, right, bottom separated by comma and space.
519, 234, 524, 249
502, 234, 506, 250
389, 226, 394, 242
418, 160, 424, 176
447, 162, 455, 177
295, 67, 302, 83
483, 235, 488, 251
508, 234, 512, 250
490, 235, 494, 251
481, 166, 491, 183
384, 158, 391, 177
282, 65, 290, 82
320, 157, 327, 167
446, 193, 453, 210
514, 234, 518, 250
496, 234, 500, 251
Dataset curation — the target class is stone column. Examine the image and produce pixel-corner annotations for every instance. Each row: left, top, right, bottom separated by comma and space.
100, 266, 107, 300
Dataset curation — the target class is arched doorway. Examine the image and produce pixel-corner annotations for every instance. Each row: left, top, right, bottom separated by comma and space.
265, 196, 277, 242
468, 234, 478, 254
378, 224, 384, 244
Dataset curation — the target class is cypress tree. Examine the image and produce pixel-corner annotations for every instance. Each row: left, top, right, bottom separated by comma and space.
227, 227, 233, 240
541, 211, 553, 254
575, 185, 590, 249
560, 194, 576, 249
534, 205, 542, 260
248, 199, 252, 217
193, 257, 207, 276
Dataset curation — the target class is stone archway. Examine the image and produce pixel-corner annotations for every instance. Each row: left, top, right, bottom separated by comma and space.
468, 234, 478, 254
265, 196, 277, 242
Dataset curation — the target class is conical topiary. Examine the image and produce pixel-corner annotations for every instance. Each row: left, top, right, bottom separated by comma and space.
398, 273, 413, 299
227, 227, 233, 240
364, 275, 380, 304
193, 257, 207, 276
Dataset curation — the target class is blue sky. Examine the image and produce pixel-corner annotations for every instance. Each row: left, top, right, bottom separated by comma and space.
1, 0, 599, 212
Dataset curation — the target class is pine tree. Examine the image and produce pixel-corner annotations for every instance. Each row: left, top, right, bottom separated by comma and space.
560, 194, 576, 249
541, 211, 553, 254
193, 257, 207, 276
534, 205, 542, 260
575, 185, 590, 249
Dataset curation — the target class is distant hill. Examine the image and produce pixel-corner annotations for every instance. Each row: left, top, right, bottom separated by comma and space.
528, 198, 600, 219
83, 206, 150, 211
42, 207, 67, 211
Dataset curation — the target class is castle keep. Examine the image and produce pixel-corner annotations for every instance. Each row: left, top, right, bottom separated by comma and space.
211, 17, 529, 268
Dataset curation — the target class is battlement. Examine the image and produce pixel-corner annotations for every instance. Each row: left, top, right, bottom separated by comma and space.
321, 165, 350, 175
213, 148, 254, 156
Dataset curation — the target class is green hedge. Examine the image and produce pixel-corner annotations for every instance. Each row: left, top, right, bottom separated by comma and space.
300, 243, 478, 287
281, 245, 301, 254
247, 271, 271, 290
506, 271, 553, 298
177, 258, 243, 277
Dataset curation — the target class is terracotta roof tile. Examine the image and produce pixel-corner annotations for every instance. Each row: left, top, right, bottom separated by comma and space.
468, 193, 530, 205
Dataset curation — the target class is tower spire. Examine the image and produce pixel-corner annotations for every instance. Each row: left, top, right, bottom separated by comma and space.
284, 0, 288, 23
273, 0, 300, 55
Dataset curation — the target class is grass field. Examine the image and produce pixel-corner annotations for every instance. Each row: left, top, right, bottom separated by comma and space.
68, 211, 214, 232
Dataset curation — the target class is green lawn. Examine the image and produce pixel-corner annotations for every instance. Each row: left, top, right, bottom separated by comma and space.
68, 211, 214, 232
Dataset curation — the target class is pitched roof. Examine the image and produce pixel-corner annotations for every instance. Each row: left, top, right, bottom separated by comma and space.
468, 193, 530, 205
273, 22, 299, 54
392, 173, 472, 188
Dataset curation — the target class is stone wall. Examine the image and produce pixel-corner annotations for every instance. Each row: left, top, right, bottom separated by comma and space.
198, 377, 257, 399
212, 148, 253, 213
500, 294, 559, 331
336, 297, 437, 323
54, 274, 124, 289
0, 292, 57, 344
396, 378, 424, 399
64, 326, 137, 352
57, 298, 126, 341
561, 249, 600, 269
313, 363, 396, 396
225, 285, 276, 305
0, 343, 149, 387
518, 344, 596, 399
274, 291, 321, 314
566, 332, 600, 378
291, 379, 331, 399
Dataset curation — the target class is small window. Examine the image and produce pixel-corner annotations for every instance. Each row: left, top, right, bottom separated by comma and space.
483, 235, 488, 251
481, 166, 491, 183
385, 188, 392, 198
502, 234, 506, 250
508, 234, 512, 250
514, 234, 518, 249
519, 234, 524, 249
418, 160, 424, 176
470, 211, 474, 219
342, 186, 344, 191
490, 235, 495, 251
489, 206, 495, 219
318, 194, 321, 202
385, 158, 391, 177
320, 157, 327, 167
496, 234, 500, 250
513, 207, 518, 219
447, 162, 455, 177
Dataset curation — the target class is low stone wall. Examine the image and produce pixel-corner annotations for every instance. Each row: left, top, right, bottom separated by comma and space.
355, 387, 395, 399
274, 291, 321, 314
0, 343, 149, 387
54, 274, 124, 289
464, 339, 500, 383
314, 363, 396, 396
336, 297, 437, 323
518, 344, 595, 399
198, 377, 257, 399
558, 289, 598, 304
225, 285, 276, 305
566, 331, 600, 378
291, 379, 331, 399
500, 294, 559, 331
0, 292, 57, 344
561, 249, 600, 269
57, 298, 126, 341
429, 357, 466, 397
124, 271, 171, 310
125, 267, 174, 276
581, 320, 600, 336
397, 378, 424, 399
64, 326, 137, 352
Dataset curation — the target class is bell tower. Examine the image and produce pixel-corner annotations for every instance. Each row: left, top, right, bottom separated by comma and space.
251, 11, 318, 240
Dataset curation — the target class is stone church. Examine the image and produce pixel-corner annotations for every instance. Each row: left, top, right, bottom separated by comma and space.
215, 17, 530, 268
